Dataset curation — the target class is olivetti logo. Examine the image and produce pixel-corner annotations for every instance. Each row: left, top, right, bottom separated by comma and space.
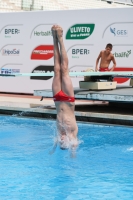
114, 50, 131, 58
66, 24, 95, 40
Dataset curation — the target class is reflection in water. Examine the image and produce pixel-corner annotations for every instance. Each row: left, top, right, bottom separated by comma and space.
127, 147, 133, 152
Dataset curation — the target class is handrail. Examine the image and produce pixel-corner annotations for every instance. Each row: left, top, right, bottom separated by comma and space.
100, 0, 133, 6
0, 71, 133, 77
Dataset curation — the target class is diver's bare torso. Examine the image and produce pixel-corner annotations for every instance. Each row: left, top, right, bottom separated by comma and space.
100, 50, 113, 69
55, 101, 78, 140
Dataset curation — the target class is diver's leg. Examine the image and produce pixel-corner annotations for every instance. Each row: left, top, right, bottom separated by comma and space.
51, 25, 61, 96
56, 26, 74, 97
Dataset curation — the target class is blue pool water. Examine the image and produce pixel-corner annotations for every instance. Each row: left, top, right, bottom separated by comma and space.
0, 115, 133, 200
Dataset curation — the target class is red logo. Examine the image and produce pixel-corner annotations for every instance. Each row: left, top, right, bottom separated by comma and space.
113, 67, 133, 84
31, 45, 54, 60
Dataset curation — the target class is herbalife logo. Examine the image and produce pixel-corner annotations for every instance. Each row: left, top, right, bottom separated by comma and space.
34, 31, 52, 36
66, 24, 95, 40
2, 49, 20, 56
114, 50, 131, 58
110, 27, 128, 37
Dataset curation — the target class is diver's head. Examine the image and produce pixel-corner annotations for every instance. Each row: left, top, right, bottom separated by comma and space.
58, 133, 78, 150
59, 134, 70, 150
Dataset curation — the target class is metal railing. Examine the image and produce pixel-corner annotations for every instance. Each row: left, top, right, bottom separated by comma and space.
22, 0, 133, 11
21, 0, 43, 11
0, 0, 133, 12
100, 0, 133, 6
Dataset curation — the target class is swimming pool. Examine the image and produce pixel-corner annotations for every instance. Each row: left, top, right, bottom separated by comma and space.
0, 115, 133, 200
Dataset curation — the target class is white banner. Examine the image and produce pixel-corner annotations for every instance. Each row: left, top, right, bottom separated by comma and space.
0, 8, 133, 93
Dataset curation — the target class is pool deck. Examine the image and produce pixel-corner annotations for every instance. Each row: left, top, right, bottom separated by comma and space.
0, 92, 133, 126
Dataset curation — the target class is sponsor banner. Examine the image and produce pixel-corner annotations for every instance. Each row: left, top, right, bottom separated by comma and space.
71, 48, 90, 58
107, 45, 133, 84
113, 67, 133, 84
30, 24, 52, 40
31, 45, 54, 60
67, 44, 95, 69
0, 25, 23, 39
1, 45, 23, 58
31, 65, 54, 80
110, 27, 128, 37
0, 8, 133, 93
114, 50, 131, 58
112, 45, 133, 66
2, 48, 20, 56
102, 23, 133, 41
66, 24, 95, 40
1, 68, 20, 74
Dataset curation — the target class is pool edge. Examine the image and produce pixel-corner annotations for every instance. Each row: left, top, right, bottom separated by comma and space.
0, 106, 133, 127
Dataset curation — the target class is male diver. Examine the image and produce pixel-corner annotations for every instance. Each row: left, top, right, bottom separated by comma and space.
95, 43, 116, 72
51, 25, 78, 150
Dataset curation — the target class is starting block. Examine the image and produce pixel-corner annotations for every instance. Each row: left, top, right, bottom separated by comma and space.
79, 75, 117, 90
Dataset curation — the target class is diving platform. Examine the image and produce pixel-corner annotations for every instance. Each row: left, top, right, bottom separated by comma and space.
0, 71, 133, 103
0, 71, 133, 78
34, 86, 133, 103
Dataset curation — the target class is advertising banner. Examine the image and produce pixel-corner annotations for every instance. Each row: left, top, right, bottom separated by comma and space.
0, 8, 133, 93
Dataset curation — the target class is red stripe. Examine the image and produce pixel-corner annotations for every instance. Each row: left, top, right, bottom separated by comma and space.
113, 67, 133, 84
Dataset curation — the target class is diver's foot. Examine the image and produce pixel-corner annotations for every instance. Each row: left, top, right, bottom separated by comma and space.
51, 25, 57, 39
56, 25, 63, 42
